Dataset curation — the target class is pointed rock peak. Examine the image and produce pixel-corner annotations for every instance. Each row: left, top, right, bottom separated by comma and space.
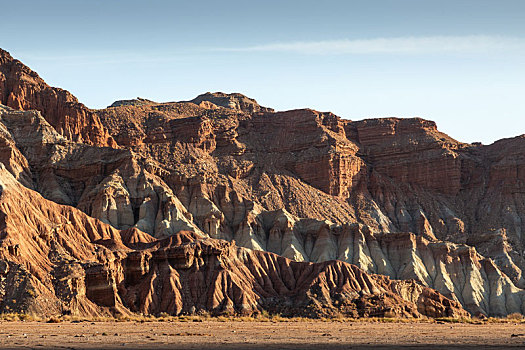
0, 48, 41, 81
0, 48, 116, 147
188, 92, 274, 113
0, 48, 13, 61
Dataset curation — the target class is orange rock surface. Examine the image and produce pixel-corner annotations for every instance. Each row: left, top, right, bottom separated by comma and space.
0, 49, 116, 147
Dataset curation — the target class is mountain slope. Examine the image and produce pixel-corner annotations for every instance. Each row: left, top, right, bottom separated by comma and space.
0, 162, 466, 318
1, 48, 525, 317
0, 49, 115, 147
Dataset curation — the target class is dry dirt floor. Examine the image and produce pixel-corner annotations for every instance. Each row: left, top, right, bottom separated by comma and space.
1, 320, 525, 349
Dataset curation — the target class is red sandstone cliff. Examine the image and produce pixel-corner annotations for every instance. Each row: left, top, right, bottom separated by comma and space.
0, 49, 115, 147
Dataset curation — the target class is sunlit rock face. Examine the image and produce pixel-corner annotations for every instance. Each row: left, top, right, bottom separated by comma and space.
1, 47, 525, 317
0, 49, 116, 147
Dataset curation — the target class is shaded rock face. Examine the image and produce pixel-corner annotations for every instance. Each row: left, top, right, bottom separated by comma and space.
0, 48, 524, 318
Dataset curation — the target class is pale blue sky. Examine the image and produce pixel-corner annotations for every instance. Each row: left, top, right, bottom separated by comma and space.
1, 0, 525, 144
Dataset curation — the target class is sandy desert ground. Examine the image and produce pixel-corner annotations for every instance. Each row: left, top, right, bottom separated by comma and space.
0, 320, 525, 349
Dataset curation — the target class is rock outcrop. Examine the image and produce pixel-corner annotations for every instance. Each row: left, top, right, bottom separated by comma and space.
0, 49, 116, 147
231, 209, 525, 316
109, 98, 156, 108
188, 92, 274, 113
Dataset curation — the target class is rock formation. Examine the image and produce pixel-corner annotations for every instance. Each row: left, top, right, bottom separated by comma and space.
1, 48, 525, 317
109, 98, 157, 108
0, 163, 466, 318
188, 92, 274, 113
0, 48, 115, 147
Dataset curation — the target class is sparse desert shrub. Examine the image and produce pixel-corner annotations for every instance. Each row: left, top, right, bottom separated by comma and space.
0, 313, 42, 322
46, 316, 62, 323
506, 313, 523, 320
435, 317, 473, 324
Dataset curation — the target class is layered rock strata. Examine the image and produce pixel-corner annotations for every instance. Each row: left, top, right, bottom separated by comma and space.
0, 49, 115, 147
0, 164, 466, 318
2, 48, 525, 317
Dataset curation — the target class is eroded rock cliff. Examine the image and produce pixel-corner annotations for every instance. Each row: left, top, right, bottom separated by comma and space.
1, 48, 525, 317
0, 164, 466, 318
0, 49, 116, 147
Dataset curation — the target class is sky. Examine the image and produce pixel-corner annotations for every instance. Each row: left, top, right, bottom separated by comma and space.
1, 0, 525, 144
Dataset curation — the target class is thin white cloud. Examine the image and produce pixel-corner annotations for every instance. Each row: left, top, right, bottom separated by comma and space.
215, 35, 525, 54
16, 52, 182, 66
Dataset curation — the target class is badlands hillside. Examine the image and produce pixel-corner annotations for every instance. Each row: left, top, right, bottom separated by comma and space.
0, 48, 523, 318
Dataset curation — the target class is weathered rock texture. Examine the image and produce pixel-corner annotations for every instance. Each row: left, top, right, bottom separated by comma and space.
188, 92, 274, 113
0, 48, 524, 317
0, 49, 115, 147
0, 163, 466, 318
109, 98, 157, 108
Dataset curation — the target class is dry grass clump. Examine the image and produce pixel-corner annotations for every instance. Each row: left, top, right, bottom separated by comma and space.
434, 317, 475, 324
485, 315, 525, 324
0, 312, 433, 323
5, 311, 525, 324
434, 314, 525, 325
0, 313, 42, 322
46, 316, 62, 323
506, 313, 523, 320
